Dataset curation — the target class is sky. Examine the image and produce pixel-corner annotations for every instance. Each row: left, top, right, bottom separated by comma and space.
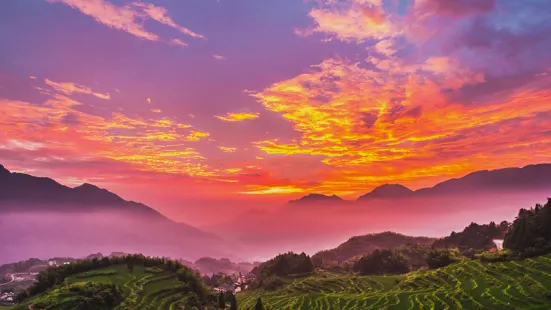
1, 0, 551, 223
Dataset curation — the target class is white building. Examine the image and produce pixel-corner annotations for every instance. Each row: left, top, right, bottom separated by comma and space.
493, 239, 504, 251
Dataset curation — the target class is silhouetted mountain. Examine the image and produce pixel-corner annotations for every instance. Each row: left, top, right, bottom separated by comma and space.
414, 164, 551, 196
0, 164, 239, 264
0, 166, 163, 218
358, 163, 551, 201
311, 232, 435, 266
289, 193, 344, 204
358, 184, 413, 200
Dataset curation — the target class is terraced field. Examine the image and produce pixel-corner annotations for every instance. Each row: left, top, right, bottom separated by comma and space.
238, 255, 551, 310
9, 264, 189, 310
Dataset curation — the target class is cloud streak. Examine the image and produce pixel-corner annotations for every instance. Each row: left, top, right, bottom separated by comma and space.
215, 112, 259, 122
46, 0, 204, 46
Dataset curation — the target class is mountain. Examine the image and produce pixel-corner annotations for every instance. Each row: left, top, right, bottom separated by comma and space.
358, 163, 551, 201
0, 164, 239, 264
311, 232, 435, 265
289, 193, 344, 204
414, 164, 551, 196
0, 164, 162, 218
357, 184, 413, 200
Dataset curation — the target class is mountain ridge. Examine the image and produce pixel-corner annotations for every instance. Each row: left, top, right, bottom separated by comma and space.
0, 163, 239, 265
288, 193, 344, 204
291, 163, 551, 203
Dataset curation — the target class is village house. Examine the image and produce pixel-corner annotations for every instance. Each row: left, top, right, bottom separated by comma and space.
0, 292, 15, 304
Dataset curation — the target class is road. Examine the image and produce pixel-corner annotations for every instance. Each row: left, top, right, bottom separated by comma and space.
0, 274, 15, 287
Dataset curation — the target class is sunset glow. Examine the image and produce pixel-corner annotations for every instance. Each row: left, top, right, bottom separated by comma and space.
1, 0, 551, 207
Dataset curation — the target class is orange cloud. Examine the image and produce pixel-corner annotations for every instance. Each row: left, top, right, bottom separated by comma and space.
215, 112, 259, 122
0, 84, 214, 179
213, 55, 226, 60
44, 78, 110, 99
240, 186, 305, 195
250, 57, 551, 192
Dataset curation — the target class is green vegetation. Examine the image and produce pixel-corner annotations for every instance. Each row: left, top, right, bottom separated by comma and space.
238, 254, 551, 309
505, 198, 551, 256
312, 232, 435, 267
251, 252, 314, 291
353, 249, 409, 275
8, 255, 214, 310
433, 221, 509, 253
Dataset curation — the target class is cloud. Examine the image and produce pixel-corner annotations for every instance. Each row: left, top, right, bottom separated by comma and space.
170, 38, 188, 48
213, 54, 226, 60
132, 2, 204, 39
301, 0, 397, 42
46, 0, 204, 45
250, 57, 551, 192
0, 82, 215, 180
215, 112, 259, 122
44, 78, 110, 99
240, 186, 304, 195
218, 146, 237, 153
415, 0, 495, 18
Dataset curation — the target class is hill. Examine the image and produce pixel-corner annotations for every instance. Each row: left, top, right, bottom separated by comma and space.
0, 164, 237, 264
433, 221, 509, 253
288, 193, 344, 204
7, 255, 212, 310
311, 232, 435, 266
238, 253, 551, 309
357, 184, 413, 200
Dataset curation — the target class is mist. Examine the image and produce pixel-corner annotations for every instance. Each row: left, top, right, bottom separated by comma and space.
1, 190, 549, 265
0, 209, 241, 265
202, 190, 551, 261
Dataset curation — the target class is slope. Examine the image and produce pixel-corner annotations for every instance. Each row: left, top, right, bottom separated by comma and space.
0, 164, 238, 264
8, 260, 208, 310
312, 232, 435, 265
238, 253, 551, 309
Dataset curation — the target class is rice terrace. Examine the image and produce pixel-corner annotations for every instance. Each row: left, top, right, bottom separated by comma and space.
238, 254, 551, 310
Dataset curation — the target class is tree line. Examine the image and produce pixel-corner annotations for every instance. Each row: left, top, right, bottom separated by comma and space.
15, 254, 210, 305
504, 198, 551, 256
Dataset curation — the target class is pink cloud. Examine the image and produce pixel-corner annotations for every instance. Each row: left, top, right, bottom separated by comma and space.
416, 0, 495, 18
46, 0, 204, 45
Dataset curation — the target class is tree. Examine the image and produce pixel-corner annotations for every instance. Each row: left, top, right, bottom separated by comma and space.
426, 248, 455, 269
504, 199, 551, 256
127, 261, 134, 273
218, 291, 226, 309
254, 297, 263, 310
353, 249, 409, 275
229, 293, 237, 310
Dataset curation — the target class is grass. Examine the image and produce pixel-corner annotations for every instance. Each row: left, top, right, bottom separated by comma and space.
238, 254, 551, 310
7, 264, 187, 310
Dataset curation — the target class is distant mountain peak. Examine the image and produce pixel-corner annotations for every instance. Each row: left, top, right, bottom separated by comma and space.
75, 183, 99, 189
0, 164, 10, 176
358, 184, 413, 200
289, 193, 344, 204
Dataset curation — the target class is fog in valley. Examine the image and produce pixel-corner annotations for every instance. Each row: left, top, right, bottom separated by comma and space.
2, 189, 548, 264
